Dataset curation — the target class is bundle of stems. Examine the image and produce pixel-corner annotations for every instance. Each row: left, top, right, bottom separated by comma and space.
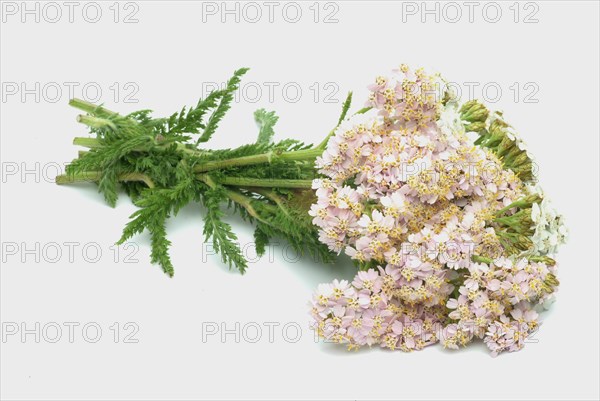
56, 69, 351, 276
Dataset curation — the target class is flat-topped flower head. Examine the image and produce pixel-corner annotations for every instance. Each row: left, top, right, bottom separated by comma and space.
309, 64, 565, 356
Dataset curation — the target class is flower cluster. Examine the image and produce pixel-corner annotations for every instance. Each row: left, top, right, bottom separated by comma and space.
309, 64, 566, 356
442, 256, 558, 355
310, 256, 557, 356
311, 269, 446, 351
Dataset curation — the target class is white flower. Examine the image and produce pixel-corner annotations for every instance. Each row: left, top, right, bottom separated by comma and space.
531, 197, 568, 255
437, 102, 465, 137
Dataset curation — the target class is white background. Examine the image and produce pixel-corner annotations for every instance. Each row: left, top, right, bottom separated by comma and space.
1, 1, 599, 400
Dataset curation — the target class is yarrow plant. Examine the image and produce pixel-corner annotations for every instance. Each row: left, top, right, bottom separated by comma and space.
56, 64, 567, 356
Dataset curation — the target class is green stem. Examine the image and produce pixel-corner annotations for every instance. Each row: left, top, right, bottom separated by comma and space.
495, 194, 541, 216
71, 137, 319, 169
197, 174, 275, 225
223, 190, 270, 224
76, 115, 116, 130
55, 171, 155, 188
72, 136, 197, 157
252, 188, 287, 208
199, 174, 313, 189
69, 98, 118, 117
251, 188, 294, 219
193, 148, 322, 173
73, 137, 101, 148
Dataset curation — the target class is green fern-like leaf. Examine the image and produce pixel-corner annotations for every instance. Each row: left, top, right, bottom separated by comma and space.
253, 223, 270, 257
149, 217, 174, 277
254, 108, 279, 144
201, 186, 248, 273
337, 92, 353, 125
160, 89, 226, 137
117, 173, 196, 276
197, 68, 249, 144
97, 163, 119, 207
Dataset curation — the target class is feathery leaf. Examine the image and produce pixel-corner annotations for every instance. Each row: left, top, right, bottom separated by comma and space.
254, 108, 279, 144
197, 68, 249, 144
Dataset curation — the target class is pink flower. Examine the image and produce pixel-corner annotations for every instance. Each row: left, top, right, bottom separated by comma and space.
352, 269, 383, 292
309, 63, 562, 356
